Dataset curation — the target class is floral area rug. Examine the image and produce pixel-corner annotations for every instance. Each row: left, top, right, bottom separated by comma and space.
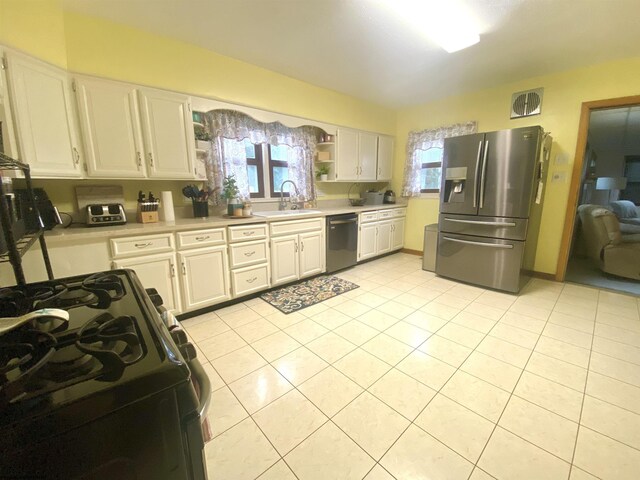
260, 276, 359, 314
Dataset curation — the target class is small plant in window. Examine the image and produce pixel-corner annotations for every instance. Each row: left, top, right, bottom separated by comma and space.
316, 165, 330, 181
194, 124, 211, 142
221, 175, 242, 216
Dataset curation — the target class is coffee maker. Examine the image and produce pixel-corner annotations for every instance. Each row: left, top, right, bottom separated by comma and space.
383, 190, 396, 204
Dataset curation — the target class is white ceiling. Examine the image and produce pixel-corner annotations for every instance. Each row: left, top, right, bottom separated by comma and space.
589, 106, 640, 154
62, 0, 640, 108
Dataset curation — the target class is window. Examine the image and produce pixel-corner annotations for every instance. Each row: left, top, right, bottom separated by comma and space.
418, 147, 443, 193
244, 140, 265, 198
269, 144, 292, 197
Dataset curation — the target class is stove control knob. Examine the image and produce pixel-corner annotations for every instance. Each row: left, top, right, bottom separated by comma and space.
170, 328, 188, 346
179, 342, 197, 361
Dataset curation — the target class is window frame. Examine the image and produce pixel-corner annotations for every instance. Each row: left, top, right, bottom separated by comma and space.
420, 160, 443, 194
268, 145, 290, 198
245, 142, 265, 199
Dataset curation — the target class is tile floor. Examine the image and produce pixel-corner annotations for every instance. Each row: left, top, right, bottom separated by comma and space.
181, 253, 640, 480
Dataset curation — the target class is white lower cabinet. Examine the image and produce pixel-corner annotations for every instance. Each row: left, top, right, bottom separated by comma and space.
391, 217, 405, 251
232, 263, 270, 297
358, 208, 406, 261
358, 222, 377, 261
178, 246, 230, 311
270, 219, 325, 287
299, 231, 324, 278
114, 252, 181, 313
228, 224, 270, 298
377, 220, 393, 255
271, 234, 299, 286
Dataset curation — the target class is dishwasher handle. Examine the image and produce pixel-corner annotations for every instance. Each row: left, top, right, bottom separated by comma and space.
329, 218, 358, 225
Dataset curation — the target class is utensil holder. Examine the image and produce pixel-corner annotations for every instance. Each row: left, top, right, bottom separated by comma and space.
193, 201, 209, 218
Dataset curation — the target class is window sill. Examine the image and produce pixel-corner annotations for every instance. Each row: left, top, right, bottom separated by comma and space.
419, 192, 440, 200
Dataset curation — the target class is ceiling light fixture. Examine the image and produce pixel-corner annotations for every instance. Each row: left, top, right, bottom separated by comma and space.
380, 0, 481, 53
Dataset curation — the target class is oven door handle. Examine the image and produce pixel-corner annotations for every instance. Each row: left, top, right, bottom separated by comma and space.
188, 357, 211, 422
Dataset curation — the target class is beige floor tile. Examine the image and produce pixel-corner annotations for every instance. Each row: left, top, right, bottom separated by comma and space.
251, 331, 302, 362
469, 467, 496, 480
433, 292, 472, 309
211, 345, 267, 383
263, 310, 305, 329
247, 300, 280, 317
447, 284, 486, 301
364, 464, 395, 480
420, 301, 461, 320
508, 301, 552, 321
534, 335, 590, 368
396, 350, 456, 390
476, 335, 531, 369
441, 370, 510, 422
415, 394, 494, 462
310, 308, 353, 330
586, 371, 640, 415
557, 292, 598, 309
514, 371, 584, 422
436, 322, 485, 349
335, 299, 373, 318
356, 309, 401, 332
489, 323, 539, 349
354, 291, 388, 308
423, 277, 458, 292
406, 285, 443, 301
253, 389, 327, 455
393, 292, 430, 309
306, 331, 357, 364
298, 302, 329, 318
334, 320, 380, 345
319, 294, 349, 308
581, 395, 640, 449
463, 301, 506, 321
589, 352, 640, 387
549, 310, 595, 333
219, 307, 262, 329
451, 311, 497, 334
526, 352, 587, 391
384, 321, 432, 348
595, 322, 640, 348
272, 347, 328, 386
574, 426, 640, 480
198, 330, 247, 361
403, 310, 448, 332
569, 467, 599, 480
543, 323, 593, 349
209, 386, 249, 437
478, 427, 570, 480
283, 318, 329, 344
205, 418, 280, 480
596, 311, 640, 333
598, 290, 637, 308
285, 422, 374, 480
418, 334, 472, 367
361, 333, 413, 366
257, 460, 297, 480
333, 348, 392, 388
234, 317, 279, 343
562, 283, 599, 299
370, 285, 404, 300
334, 392, 410, 460
183, 316, 230, 342
515, 294, 557, 311
298, 366, 363, 417
499, 396, 578, 461
598, 302, 640, 321
369, 368, 437, 420
499, 311, 546, 334
475, 290, 517, 310
202, 362, 226, 391
461, 351, 522, 392
214, 302, 248, 316
376, 300, 416, 320
228, 365, 293, 414
381, 424, 473, 480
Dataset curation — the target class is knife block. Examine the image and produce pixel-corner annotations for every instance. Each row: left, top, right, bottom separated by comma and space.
137, 205, 159, 224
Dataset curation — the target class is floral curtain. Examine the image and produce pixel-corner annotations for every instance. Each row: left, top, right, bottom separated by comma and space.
203, 109, 322, 204
401, 121, 477, 197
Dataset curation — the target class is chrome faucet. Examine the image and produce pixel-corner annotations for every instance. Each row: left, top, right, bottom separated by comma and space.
279, 180, 300, 210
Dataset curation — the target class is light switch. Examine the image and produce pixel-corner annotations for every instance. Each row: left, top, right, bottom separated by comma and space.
555, 153, 568, 165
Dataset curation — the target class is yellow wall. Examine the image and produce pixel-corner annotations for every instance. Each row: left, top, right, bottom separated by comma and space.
394, 57, 640, 274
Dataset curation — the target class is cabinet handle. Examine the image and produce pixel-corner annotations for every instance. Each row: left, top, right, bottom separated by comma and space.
243, 231, 255, 236
73, 147, 80, 165
170, 263, 176, 277
136, 151, 142, 168
294, 241, 298, 253
195, 235, 210, 241
134, 242, 152, 248
246, 277, 257, 284
301, 241, 304, 252
182, 262, 186, 275
243, 251, 256, 257
148, 152, 154, 167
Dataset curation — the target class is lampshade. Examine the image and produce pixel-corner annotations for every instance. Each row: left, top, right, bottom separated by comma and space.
595, 177, 627, 190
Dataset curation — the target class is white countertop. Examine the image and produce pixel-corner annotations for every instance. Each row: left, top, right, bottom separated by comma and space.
44, 203, 406, 242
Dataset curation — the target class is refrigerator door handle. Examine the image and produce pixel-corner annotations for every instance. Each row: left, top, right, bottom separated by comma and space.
473, 141, 483, 208
443, 236, 514, 249
479, 140, 489, 209
444, 218, 517, 227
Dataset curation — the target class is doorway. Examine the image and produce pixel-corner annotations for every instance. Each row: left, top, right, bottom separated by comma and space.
556, 95, 640, 294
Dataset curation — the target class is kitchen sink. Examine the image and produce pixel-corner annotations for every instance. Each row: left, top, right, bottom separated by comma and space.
253, 210, 322, 218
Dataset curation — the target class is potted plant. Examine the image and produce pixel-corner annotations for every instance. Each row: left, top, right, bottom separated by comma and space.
221, 175, 242, 216
316, 165, 330, 182
194, 124, 212, 151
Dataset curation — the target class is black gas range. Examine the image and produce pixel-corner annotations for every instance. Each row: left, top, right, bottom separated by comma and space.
0, 270, 210, 480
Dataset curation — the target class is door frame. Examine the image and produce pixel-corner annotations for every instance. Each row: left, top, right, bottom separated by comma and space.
555, 94, 640, 281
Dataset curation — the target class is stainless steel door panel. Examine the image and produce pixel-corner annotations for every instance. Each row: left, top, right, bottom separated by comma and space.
478, 126, 542, 218
440, 133, 485, 215
435, 232, 524, 293
439, 213, 528, 240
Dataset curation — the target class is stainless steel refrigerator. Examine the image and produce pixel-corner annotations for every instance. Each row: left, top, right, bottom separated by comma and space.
435, 126, 552, 293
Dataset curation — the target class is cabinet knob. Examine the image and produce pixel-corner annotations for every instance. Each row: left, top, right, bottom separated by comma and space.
243, 251, 256, 257
246, 277, 257, 284
134, 242, 152, 248
148, 152, 154, 167
195, 235, 210, 241
170, 263, 176, 277
182, 262, 187, 275
136, 151, 142, 168
73, 147, 80, 165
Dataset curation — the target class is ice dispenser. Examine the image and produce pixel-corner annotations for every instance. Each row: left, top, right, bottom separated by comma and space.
443, 167, 467, 203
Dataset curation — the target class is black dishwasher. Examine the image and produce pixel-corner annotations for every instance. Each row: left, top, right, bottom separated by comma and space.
326, 213, 358, 273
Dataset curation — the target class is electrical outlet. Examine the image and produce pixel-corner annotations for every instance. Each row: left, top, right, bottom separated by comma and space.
551, 171, 566, 183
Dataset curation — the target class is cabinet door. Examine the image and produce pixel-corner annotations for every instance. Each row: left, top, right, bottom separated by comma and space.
139, 88, 195, 179
6, 52, 82, 177
336, 128, 359, 181
358, 222, 378, 261
377, 135, 394, 181
0, 55, 19, 159
358, 132, 378, 181
391, 218, 405, 251
377, 220, 393, 255
299, 231, 324, 278
75, 77, 146, 178
270, 235, 299, 286
179, 246, 230, 311
114, 252, 181, 313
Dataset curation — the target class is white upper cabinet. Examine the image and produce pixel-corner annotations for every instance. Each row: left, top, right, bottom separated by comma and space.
335, 127, 359, 181
377, 135, 394, 181
74, 76, 146, 178
5, 51, 82, 177
138, 88, 196, 179
358, 132, 378, 181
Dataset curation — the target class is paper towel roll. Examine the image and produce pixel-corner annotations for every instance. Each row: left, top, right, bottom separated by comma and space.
160, 191, 175, 222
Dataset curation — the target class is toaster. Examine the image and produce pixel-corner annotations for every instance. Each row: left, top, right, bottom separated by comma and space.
86, 203, 127, 227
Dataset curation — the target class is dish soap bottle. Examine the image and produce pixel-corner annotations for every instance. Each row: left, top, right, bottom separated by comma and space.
243, 202, 252, 217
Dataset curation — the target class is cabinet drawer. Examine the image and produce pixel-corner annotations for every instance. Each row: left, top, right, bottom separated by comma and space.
360, 211, 378, 223
228, 224, 268, 243
378, 210, 393, 220
232, 263, 270, 297
270, 218, 323, 237
229, 239, 268, 269
177, 228, 226, 249
391, 208, 406, 218
110, 233, 174, 259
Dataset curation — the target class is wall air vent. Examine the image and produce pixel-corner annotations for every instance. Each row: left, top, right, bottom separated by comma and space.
510, 88, 544, 119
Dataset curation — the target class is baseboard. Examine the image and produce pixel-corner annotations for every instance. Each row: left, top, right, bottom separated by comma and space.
401, 248, 423, 257
526, 270, 558, 282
